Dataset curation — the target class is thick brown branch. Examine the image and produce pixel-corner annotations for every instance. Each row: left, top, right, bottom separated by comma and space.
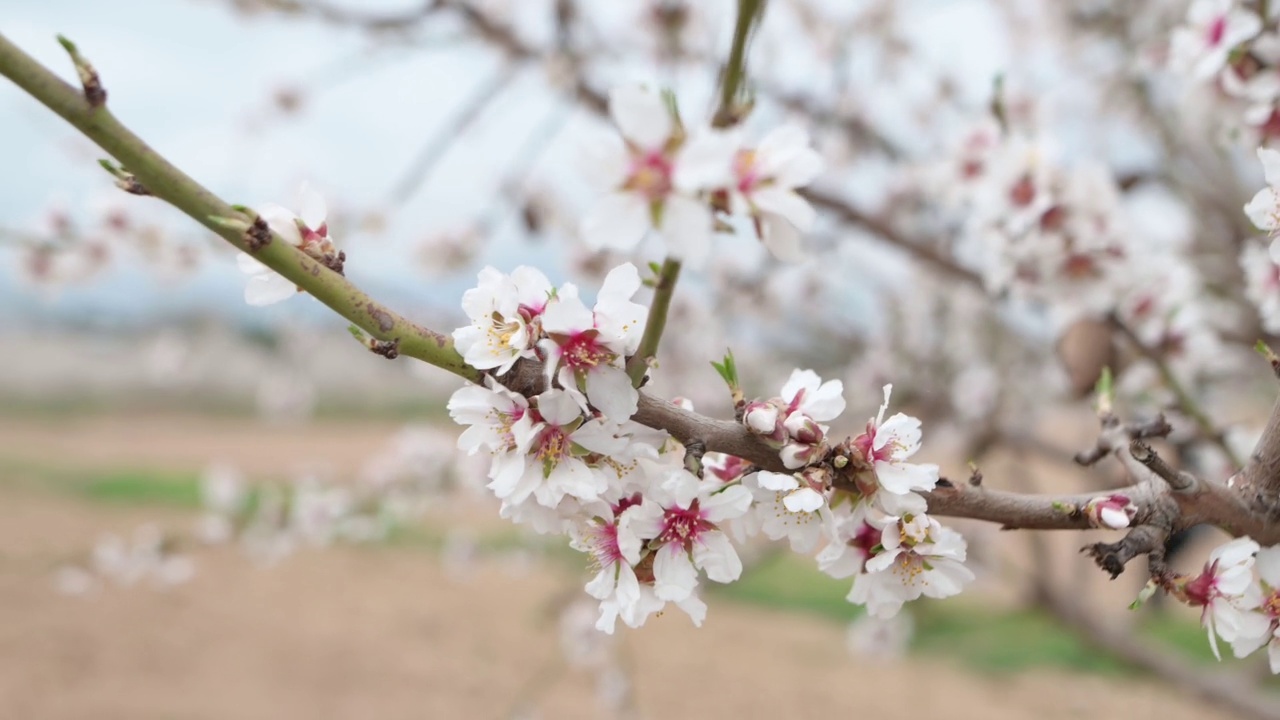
1236, 394, 1280, 517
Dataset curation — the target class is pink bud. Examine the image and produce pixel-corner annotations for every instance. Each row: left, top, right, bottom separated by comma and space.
1083, 494, 1136, 530
780, 441, 821, 469
783, 411, 824, 444
744, 401, 779, 433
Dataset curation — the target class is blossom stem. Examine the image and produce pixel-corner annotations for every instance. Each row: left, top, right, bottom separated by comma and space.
627, 258, 681, 385
625, 0, 767, 387
714, 0, 767, 128
0, 32, 481, 384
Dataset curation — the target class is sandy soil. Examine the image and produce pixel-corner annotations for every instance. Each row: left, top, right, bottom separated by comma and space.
0, 415, 1250, 719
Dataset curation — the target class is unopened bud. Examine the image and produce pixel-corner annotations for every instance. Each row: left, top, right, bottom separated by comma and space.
780, 441, 821, 470
783, 411, 824, 445
1083, 494, 1136, 530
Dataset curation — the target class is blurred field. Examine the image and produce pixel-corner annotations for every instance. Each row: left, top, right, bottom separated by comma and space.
0, 412, 1266, 719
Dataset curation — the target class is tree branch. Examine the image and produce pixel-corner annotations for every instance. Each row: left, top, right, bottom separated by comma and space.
0, 32, 480, 384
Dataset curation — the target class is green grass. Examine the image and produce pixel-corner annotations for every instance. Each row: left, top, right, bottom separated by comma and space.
714, 550, 1221, 675
0, 456, 203, 508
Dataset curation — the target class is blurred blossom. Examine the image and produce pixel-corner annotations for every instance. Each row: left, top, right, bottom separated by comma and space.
846, 612, 914, 661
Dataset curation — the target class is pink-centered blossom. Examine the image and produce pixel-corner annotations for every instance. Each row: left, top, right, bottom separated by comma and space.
1179, 536, 1268, 660
622, 469, 752, 604
540, 263, 648, 421
453, 265, 552, 374
1170, 0, 1262, 80
579, 85, 715, 265
237, 184, 334, 307
848, 513, 974, 619
850, 384, 939, 504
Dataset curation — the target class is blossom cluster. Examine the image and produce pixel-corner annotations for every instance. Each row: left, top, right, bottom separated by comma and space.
580, 85, 823, 267
1170, 0, 1277, 146
931, 119, 1128, 314
449, 270, 976, 630
929, 115, 1231, 401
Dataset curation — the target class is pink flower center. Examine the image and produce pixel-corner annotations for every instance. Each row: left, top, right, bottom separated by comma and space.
587, 521, 624, 568
1206, 15, 1227, 47
627, 150, 674, 201
852, 522, 880, 557
557, 331, 616, 370
1009, 175, 1036, 207
657, 500, 713, 550
1183, 561, 1220, 607
852, 423, 895, 465
734, 149, 763, 194
1264, 590, 1280, 619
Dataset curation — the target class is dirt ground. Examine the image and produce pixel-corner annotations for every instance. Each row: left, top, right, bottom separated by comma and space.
0, 414, 1249, 719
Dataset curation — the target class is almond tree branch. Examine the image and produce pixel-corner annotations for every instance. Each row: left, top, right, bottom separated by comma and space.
9, 28, 1280, 564
0, 32, 480, 384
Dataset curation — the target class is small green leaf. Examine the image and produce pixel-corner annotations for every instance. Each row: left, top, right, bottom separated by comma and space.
710, 348, 739, 386
1128, 579, 1159, 610
1093, 366, 1114, 417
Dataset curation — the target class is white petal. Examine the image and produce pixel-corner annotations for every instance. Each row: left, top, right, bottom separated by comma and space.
244, 271, 297, 306
536, 389, 583, 426
653, 544, 698, 601
802, 379, 845, 421
294, 183, 327, 230
542, 293, 595, 336
609, 85, 673, 149
753, 187, 816, 232
693, 531, 742, 583
780, 369, 820, 403
875, 460, 939, 495
700, 485, 753, 522
256, 203, 303, 246
659, 195, 713, 267
755, 471, 800, 492
673, 130, 740, 191
1261, 147, 1280, 187
1258, 546, 1280, 585
585, 566, 616, 600
783, 487, 825, 513
675, 593, 707, 627
581, 192, 651, 251
585, 367, 639, 421
1213, 537, 1260, 566
578, 128, 632, 189
759, 211, 804, 262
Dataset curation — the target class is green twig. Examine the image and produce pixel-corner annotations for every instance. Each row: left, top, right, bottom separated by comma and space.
625, 0, 767, 388
713, 0, 765, 128
0, 32, 479, 384
627, 258, 681, 384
